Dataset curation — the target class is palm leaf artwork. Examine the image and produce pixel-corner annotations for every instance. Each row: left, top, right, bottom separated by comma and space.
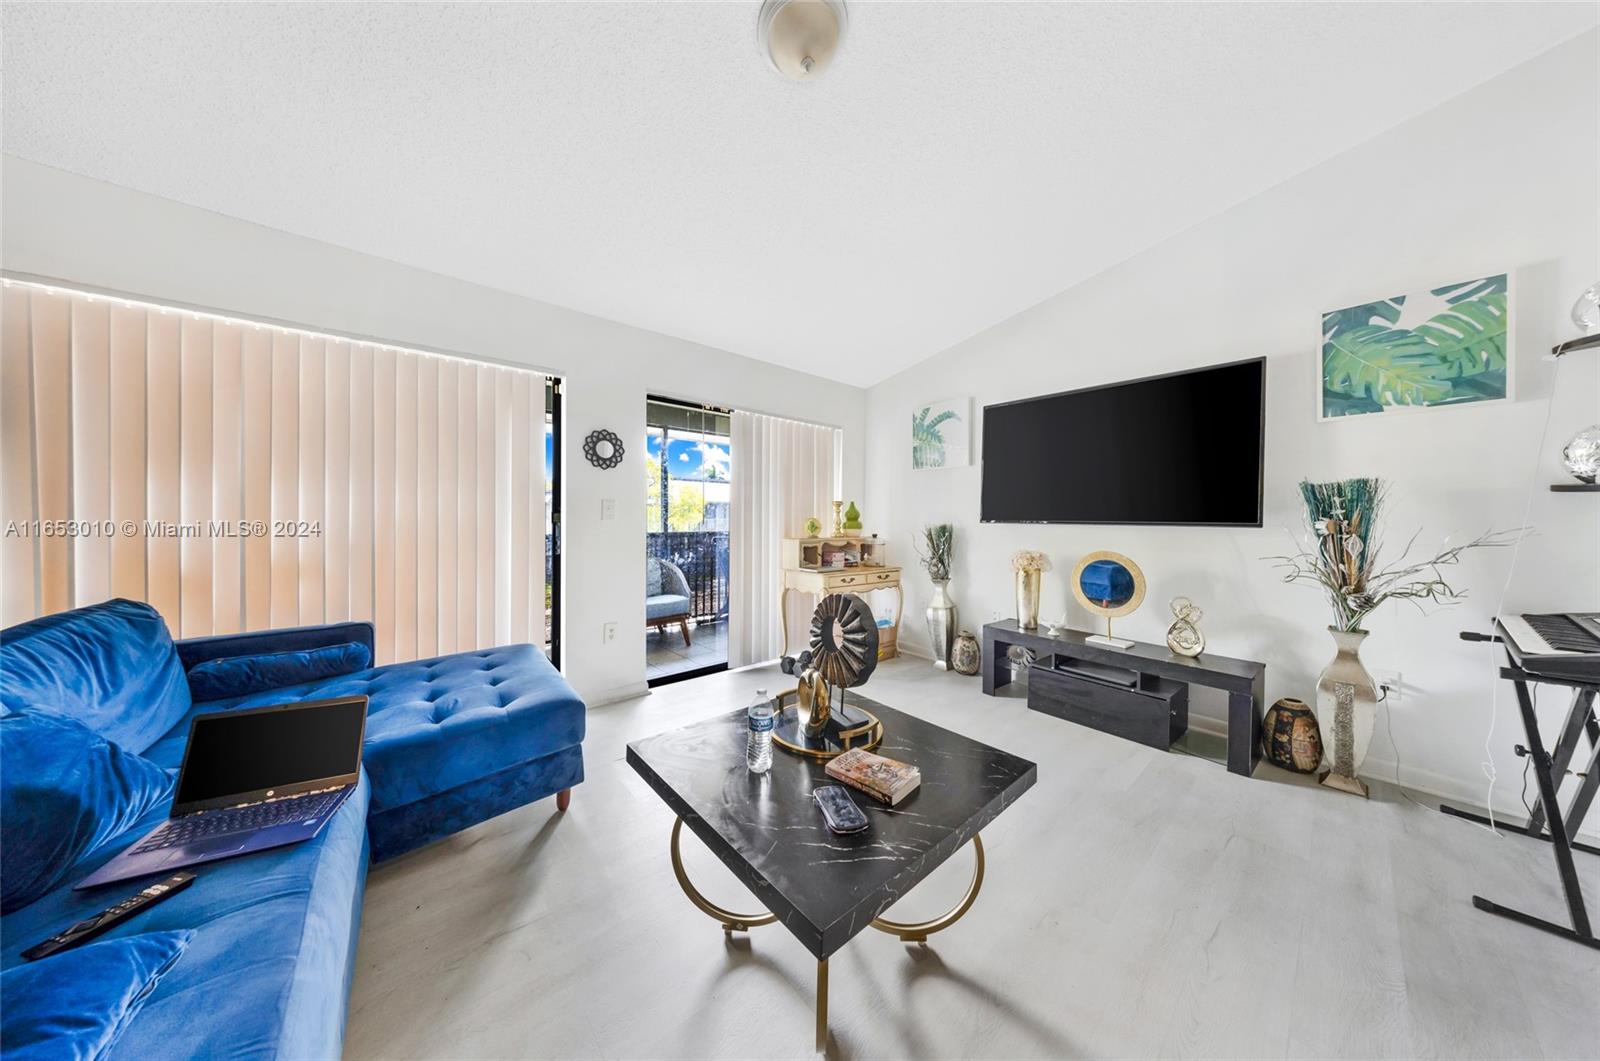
1412, 292, 1507, 379
1322, 297, 1403, 343
1321, 273, 1509, 418
1432, 275, 1507, 304
911, 406, 959, 469
1322, 325, 1454, 410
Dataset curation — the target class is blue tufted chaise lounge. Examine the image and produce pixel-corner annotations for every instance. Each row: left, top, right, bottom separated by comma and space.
0, 598, 585, 1059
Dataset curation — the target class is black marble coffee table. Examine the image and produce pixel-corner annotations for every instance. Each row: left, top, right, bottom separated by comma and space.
626, 693, 1036, 1050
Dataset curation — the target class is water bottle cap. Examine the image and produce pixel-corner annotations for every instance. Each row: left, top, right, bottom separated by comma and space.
755, 688, 767, 696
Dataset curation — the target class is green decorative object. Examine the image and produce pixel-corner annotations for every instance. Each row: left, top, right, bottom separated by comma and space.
842, 501, 863, 533
804, 516, 822, 537
1320, 273, 1510, 419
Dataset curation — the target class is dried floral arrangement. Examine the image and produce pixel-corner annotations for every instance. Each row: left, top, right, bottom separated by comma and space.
1267, 478, 1514, 633
1011, 550, 1052, 574
916, 524, 954, 582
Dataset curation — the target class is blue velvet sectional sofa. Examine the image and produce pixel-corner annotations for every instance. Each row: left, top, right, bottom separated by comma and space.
1, 598, 585, 1059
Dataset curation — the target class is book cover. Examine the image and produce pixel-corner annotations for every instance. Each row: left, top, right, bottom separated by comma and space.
825, 748, 921, 806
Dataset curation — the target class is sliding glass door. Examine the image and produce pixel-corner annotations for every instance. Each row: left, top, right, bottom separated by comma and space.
645, 396, 731, 686
545, 377, 562, 668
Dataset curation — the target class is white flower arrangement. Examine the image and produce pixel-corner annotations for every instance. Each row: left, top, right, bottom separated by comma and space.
1011, 550, 1052, 574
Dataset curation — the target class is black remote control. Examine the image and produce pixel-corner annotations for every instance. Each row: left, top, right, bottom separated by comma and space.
21, 872, 197, 962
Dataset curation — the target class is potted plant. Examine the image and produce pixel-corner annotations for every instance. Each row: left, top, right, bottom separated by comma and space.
1268, 478, 1512, 796
917, 525, 956, 667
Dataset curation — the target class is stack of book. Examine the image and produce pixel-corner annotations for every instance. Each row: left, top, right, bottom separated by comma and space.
825, 748, 921, 806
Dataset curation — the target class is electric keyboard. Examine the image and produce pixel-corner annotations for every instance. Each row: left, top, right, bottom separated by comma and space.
1495, 613, 1600, 684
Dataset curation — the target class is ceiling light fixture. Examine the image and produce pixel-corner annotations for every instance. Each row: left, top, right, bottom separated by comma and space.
757, 0, 847, 81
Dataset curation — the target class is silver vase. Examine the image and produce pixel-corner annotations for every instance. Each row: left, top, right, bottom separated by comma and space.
1316, 627, 1378, 798
925, 579, 957, 669
1015, 569, 1041, 630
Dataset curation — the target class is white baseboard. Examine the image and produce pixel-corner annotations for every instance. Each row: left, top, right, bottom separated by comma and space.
585, 681, 649, 707
1360, 752, 1600, 843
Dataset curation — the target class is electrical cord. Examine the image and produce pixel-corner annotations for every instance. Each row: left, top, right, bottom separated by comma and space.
1478, 352, 1564, 835
1381, 684, 1433, 811
1520, 751, 1534, 821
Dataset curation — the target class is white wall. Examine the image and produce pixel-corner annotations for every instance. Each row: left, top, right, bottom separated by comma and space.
866, 32, 1600, 821
0, 157, 867, 705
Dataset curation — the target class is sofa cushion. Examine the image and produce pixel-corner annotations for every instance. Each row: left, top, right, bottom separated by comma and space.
646, 594, 690, 621
0, 599, 191, 753
145, 645, 584, 815
0, 930, 194, 1061
645, 557, 665, 596
0, 710, 175, 913
0, 777, 371, 1061
186, 641, 372, 701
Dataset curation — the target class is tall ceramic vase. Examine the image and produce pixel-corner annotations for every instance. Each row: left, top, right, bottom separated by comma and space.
926, 580, 958, 669
1015, 570, 1041, 630
1316, 627, 1378, 798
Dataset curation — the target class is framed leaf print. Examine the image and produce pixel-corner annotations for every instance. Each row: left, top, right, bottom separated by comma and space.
911, 398, 971, 469
1319, 272, 1512, 420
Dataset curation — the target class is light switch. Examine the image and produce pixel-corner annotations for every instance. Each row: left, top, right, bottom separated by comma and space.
600, 498, 616, 521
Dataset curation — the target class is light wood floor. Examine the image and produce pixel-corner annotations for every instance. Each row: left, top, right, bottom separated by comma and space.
345, 658, 1600, 1059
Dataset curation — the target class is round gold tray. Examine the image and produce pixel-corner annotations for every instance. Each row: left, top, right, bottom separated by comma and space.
770, 687, 882, 761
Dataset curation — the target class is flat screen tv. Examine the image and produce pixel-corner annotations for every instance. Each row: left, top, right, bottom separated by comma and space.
980, 357, 1264, 527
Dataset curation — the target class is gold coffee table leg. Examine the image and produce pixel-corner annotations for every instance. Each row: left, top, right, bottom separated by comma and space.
815, 958, 829, 1051
670, 818, 778, 933
869, 834, 985, 943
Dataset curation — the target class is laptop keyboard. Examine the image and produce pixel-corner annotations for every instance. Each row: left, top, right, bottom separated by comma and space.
132, 789, 346, 853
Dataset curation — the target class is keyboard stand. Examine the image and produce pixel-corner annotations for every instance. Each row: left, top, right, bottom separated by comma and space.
1442, 631, 1599, 950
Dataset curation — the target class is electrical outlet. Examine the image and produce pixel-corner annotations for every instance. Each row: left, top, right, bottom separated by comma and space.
602, 621, 616, 643
600, 499, 616, 521
1372, 669, 1402, 705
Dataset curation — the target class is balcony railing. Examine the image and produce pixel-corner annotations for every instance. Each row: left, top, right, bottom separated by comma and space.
647, 530, 729, 622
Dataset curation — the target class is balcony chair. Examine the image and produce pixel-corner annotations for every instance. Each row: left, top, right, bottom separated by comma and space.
646, 557, 693, 645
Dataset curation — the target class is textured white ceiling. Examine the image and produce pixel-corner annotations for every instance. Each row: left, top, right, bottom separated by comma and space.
4, 2, 1595, 386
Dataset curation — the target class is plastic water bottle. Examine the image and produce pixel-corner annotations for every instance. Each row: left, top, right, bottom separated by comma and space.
746, 688, 774, 774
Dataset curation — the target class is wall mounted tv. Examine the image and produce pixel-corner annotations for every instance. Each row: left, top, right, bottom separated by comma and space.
980, 357, 1265, 527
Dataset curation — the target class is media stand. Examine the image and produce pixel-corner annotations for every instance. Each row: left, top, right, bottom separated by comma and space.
982, 620, 1267, 777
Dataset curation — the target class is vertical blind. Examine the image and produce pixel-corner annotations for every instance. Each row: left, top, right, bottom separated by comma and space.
1, 280, 546, 664
727, 411, 842, 668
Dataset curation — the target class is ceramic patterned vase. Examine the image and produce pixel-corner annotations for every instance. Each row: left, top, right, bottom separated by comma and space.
1015, 570, 1041, 630
1262, 697, 1323, 774
950, 630, 981, 676
925, 580, 957, 669
1316, 628, 1378, 798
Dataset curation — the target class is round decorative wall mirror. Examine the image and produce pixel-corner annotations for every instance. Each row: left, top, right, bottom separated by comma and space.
583, 429, 624, 470
1071, 550, 1146, 649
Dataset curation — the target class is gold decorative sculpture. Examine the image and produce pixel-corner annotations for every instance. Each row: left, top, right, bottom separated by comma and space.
774, 594, 884, 759
796, 666, 831, 738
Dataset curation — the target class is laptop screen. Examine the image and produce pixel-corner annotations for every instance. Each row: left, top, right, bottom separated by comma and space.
175, 697, 366, 810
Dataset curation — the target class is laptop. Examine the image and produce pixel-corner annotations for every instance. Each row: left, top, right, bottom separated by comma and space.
76, 695, 367, 889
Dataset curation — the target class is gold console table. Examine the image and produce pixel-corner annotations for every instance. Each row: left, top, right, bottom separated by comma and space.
779, 536, 901, 659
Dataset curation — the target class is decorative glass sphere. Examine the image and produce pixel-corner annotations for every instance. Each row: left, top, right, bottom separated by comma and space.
1573, 283, 1600, 334
1562, 424, 1600, 484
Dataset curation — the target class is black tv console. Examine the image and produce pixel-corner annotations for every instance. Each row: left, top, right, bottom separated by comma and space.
982, 620, 1267, 777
